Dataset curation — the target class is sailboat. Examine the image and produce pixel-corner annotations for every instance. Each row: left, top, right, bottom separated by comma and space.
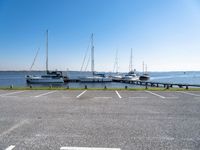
79, 34, 112, 82
123, 48, 139, 82
111, 49, 123, 82
139, 62, 150, 81
26, 30, 65, 83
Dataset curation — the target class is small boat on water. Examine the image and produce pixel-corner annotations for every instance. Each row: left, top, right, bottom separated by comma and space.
26, 30, 67, 83
80, 73, 112, 82
139, 62, 150, 81
26, 73, 64, 83
79, 34, 112, 82
110, 49, 123, 82
123, 71, 139, 82
122, 49, 139, 82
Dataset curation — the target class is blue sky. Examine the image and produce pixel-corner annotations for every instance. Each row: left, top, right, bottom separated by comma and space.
0, 0, 200, 72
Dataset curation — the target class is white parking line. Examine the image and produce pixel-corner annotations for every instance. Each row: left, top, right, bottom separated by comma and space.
0, 91, 25, 97
34, 91, 57, 98
76, 90, 87, 98
60, 147, 121, 150
115, 90, 122, 99
177, 91, 200, 97
145, 91, 165, 99
5, 145, 15, 150
0, 120, 29, 137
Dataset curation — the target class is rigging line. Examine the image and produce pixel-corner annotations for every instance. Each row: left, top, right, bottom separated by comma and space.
85, 54, 90, 71
80, 39, 91, 71
30, 48, 40, 71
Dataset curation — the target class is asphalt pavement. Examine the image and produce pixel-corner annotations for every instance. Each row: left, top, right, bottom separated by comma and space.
0, 90, 200, 150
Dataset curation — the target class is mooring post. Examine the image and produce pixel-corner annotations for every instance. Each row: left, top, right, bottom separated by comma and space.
186, 86, 189, 90
145, 82, 148, 89
85, 85, 87, 89
125, 86, 128, 89
104, 86, 107, 89
10, 85, 13, 89
166, 85, 169, 89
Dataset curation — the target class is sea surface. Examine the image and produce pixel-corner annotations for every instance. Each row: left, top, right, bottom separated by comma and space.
0, 71, 200, 88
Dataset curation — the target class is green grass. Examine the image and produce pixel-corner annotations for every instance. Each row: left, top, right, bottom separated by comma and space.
0, 86, 200, 91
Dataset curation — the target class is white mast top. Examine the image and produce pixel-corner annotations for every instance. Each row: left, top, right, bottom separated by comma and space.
91, 33, 94, 75
46, 30, 49, 72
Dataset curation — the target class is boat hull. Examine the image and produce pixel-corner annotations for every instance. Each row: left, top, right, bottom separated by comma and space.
26, 76, 64, 83
79, 76, 112, 82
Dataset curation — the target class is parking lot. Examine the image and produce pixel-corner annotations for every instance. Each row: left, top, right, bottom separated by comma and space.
0, 90, 200, 150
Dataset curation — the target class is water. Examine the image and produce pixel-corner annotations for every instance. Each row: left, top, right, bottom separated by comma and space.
0, 71, 200, 88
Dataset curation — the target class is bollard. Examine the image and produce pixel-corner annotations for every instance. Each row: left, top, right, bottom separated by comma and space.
125, 86, 128, 89
10, 85, 13, 89
166, 85, 169, 89
186, 86, 189, 90
145, 82, 148, 89
104, 86, 107, 89
30, 85, 32, 89
85, 85, 87, 89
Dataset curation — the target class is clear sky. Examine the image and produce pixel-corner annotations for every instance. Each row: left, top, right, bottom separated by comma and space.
0, 0, 200, 72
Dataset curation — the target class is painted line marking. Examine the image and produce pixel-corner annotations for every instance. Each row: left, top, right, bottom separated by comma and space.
0, 120, 29, 137
128, 97, 147, 99
34, 91, 57, 98
115, 90, 122, 99
0, 91, 25, 97
60, 147, 121, 150
94, 97, 112, 99
5, 145, 15, 150
145, 91, 165, 99
177, 91, 200, 97
76, 90, 87, 98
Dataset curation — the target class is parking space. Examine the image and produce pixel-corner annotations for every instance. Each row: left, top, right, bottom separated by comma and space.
117, 91, 154, 99
1, 90, 200, 149
78, 90, 119, 99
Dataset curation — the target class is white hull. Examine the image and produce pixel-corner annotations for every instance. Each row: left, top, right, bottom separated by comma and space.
26, 76, 64, 83
111, 75, 123, 81
122, 75, 140, 82
79, 76, 112, 82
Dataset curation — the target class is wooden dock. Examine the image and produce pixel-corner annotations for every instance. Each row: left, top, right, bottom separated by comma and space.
120, 80, 200, 89
65, 78, 200, 89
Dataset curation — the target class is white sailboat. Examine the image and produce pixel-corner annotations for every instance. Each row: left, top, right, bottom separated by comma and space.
26, 30, 64, 83
123, 48, 139, 82
79, 34, 112, 82
111, 49, 123, 81
139, 62, 150, 81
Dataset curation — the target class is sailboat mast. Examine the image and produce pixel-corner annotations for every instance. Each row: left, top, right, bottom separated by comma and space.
145, 64, 147, 74
91, 33, 94, 75
129, 48, 133, 72
142, 61, 145, 74
46, 30, 49, 72
113, 49, 118, 73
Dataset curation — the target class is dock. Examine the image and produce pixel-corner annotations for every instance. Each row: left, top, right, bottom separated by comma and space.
66, 78, 200, 89
118, 80, 200, 89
